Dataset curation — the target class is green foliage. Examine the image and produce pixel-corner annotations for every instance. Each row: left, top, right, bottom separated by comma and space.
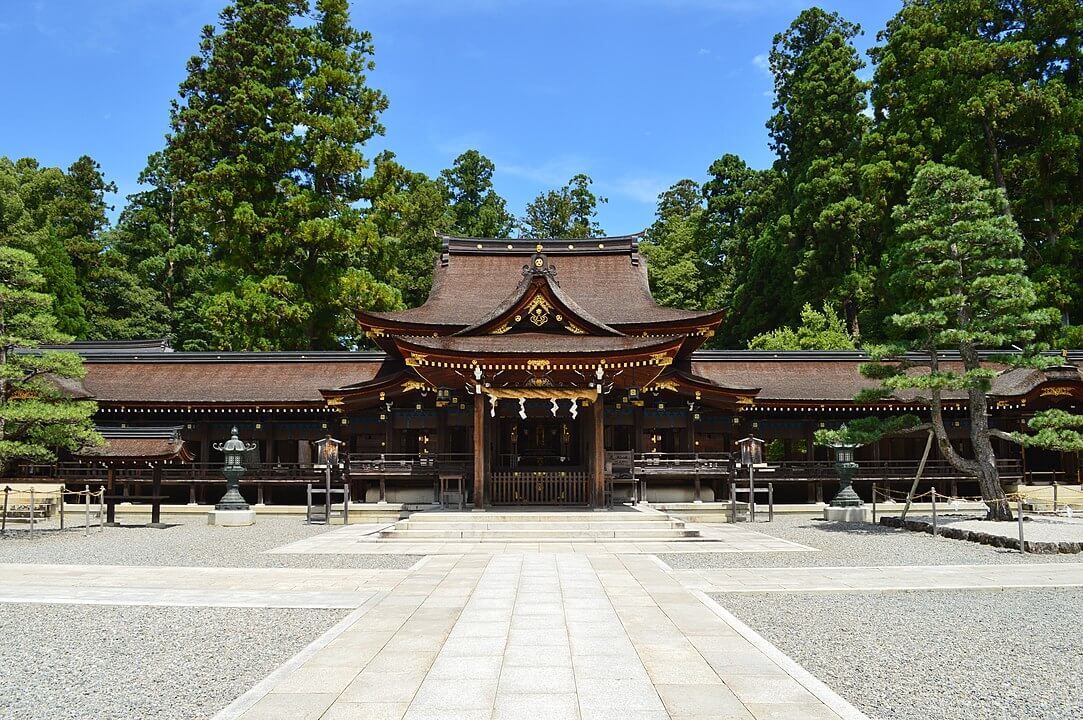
887, 163, 1058, 358
0, 246, 99, 469
748, 302, 856, 350
641, 179, 719, 311
1012, 409, 1083, 453
765, 8, 874, 339
441, 150, 514, 238
813, 414, 922, 447
162, 0, 394, 349
522, 174, 606, 238
868, 0, 1083, 341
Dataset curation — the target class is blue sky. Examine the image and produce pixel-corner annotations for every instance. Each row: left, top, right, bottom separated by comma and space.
0, 0, 900, 234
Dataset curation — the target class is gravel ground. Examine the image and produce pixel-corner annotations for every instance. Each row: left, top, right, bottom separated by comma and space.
0, 515, 417, 569
931, 515, 1083, 543
718, 589, 1083, 720
661, 515, 1083, 569
0, 603, 347, 720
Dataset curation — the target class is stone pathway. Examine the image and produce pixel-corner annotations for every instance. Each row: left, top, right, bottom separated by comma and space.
215, 553, 864, 720
268, 520, 812, 556
668, 562, 1083, 594
0, 563, 412, 608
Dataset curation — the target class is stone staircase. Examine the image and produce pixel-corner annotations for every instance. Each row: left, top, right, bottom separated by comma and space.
373, 508, 705, 543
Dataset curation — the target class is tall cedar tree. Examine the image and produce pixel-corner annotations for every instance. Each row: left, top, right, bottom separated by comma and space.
868, 0, 1082, 342
861, 164, 1058, 520
0, 245, 99, 470
766, 8, 874, 339
165, 0, 394, 350
441, 150, 515, 238
522, 174, 606, 238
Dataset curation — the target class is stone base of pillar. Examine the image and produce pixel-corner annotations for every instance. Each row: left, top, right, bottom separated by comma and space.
823, 506, 870, 523
207, 509, 256, 526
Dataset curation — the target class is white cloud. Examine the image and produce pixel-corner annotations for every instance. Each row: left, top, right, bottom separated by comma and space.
605, 175, 670, 205
752, 53, 770, 75
698, 48, 711, 56
497, 155, 591, 188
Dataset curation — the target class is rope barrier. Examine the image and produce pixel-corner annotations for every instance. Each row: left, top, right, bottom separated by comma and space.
1, 485, 106, 537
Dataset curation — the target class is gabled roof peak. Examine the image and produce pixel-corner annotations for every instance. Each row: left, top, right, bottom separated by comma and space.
439, 232, 644, 256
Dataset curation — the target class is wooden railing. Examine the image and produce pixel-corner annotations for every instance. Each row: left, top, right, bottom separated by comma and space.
10, 455, 1029, 485
346, 453, 472, 477
633, 452, 733, 476
489, 471, 589, 505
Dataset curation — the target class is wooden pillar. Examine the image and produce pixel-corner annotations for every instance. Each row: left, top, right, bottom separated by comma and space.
473, 392, 485, 509
150, 464, 162, 525
593, 393, 605, 509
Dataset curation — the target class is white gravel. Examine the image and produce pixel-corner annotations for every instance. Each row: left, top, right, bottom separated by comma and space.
0, 603, 347, 720
660, 515, 1083, 569
0, 514, 417, 569
931, 515, 1083, 543
717, 589, 1083, 720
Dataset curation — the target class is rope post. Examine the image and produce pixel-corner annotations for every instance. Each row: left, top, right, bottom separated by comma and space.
872, 483, 877, 525
85, 484, 91, 537
768, 483, 774, 523
98, 485, 105, 532
1017, 496, 1025, 554
29, 488, 35, 539
59, 489, 65, 530
1053, 483, 1058, 514
1, 486, 8, 534
729, 482, 737, 524
930, 489, 937, 537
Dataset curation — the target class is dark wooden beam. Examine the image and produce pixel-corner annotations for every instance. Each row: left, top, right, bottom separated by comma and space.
474, 392, 485, 509
593, 394, 605, 509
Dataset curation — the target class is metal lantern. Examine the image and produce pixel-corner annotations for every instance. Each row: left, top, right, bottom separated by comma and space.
212, 426, 257, 511
827, 425, 863, 507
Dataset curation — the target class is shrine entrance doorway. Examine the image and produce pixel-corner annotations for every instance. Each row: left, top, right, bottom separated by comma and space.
489, 400, 590, 505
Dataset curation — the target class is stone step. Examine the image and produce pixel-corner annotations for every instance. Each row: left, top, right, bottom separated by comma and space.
376, 527, 701, 540
395, 521, 686, 532
405, 511, 670, 523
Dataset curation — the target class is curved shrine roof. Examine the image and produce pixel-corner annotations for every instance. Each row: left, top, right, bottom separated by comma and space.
364, 234, 722, 328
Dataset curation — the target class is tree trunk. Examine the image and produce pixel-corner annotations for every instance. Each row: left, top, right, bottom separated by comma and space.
923, 351, 1016, 517
959, 343, 1013, 520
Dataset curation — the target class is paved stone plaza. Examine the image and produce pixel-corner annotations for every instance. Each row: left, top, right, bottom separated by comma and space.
2, 510, 1082, 719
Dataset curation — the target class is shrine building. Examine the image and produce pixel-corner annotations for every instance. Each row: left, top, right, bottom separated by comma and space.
13, 234, 1082, 508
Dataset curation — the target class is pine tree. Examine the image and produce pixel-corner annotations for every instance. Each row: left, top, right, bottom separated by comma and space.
861, 163, 1059, 520
0, 245, 99, 470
